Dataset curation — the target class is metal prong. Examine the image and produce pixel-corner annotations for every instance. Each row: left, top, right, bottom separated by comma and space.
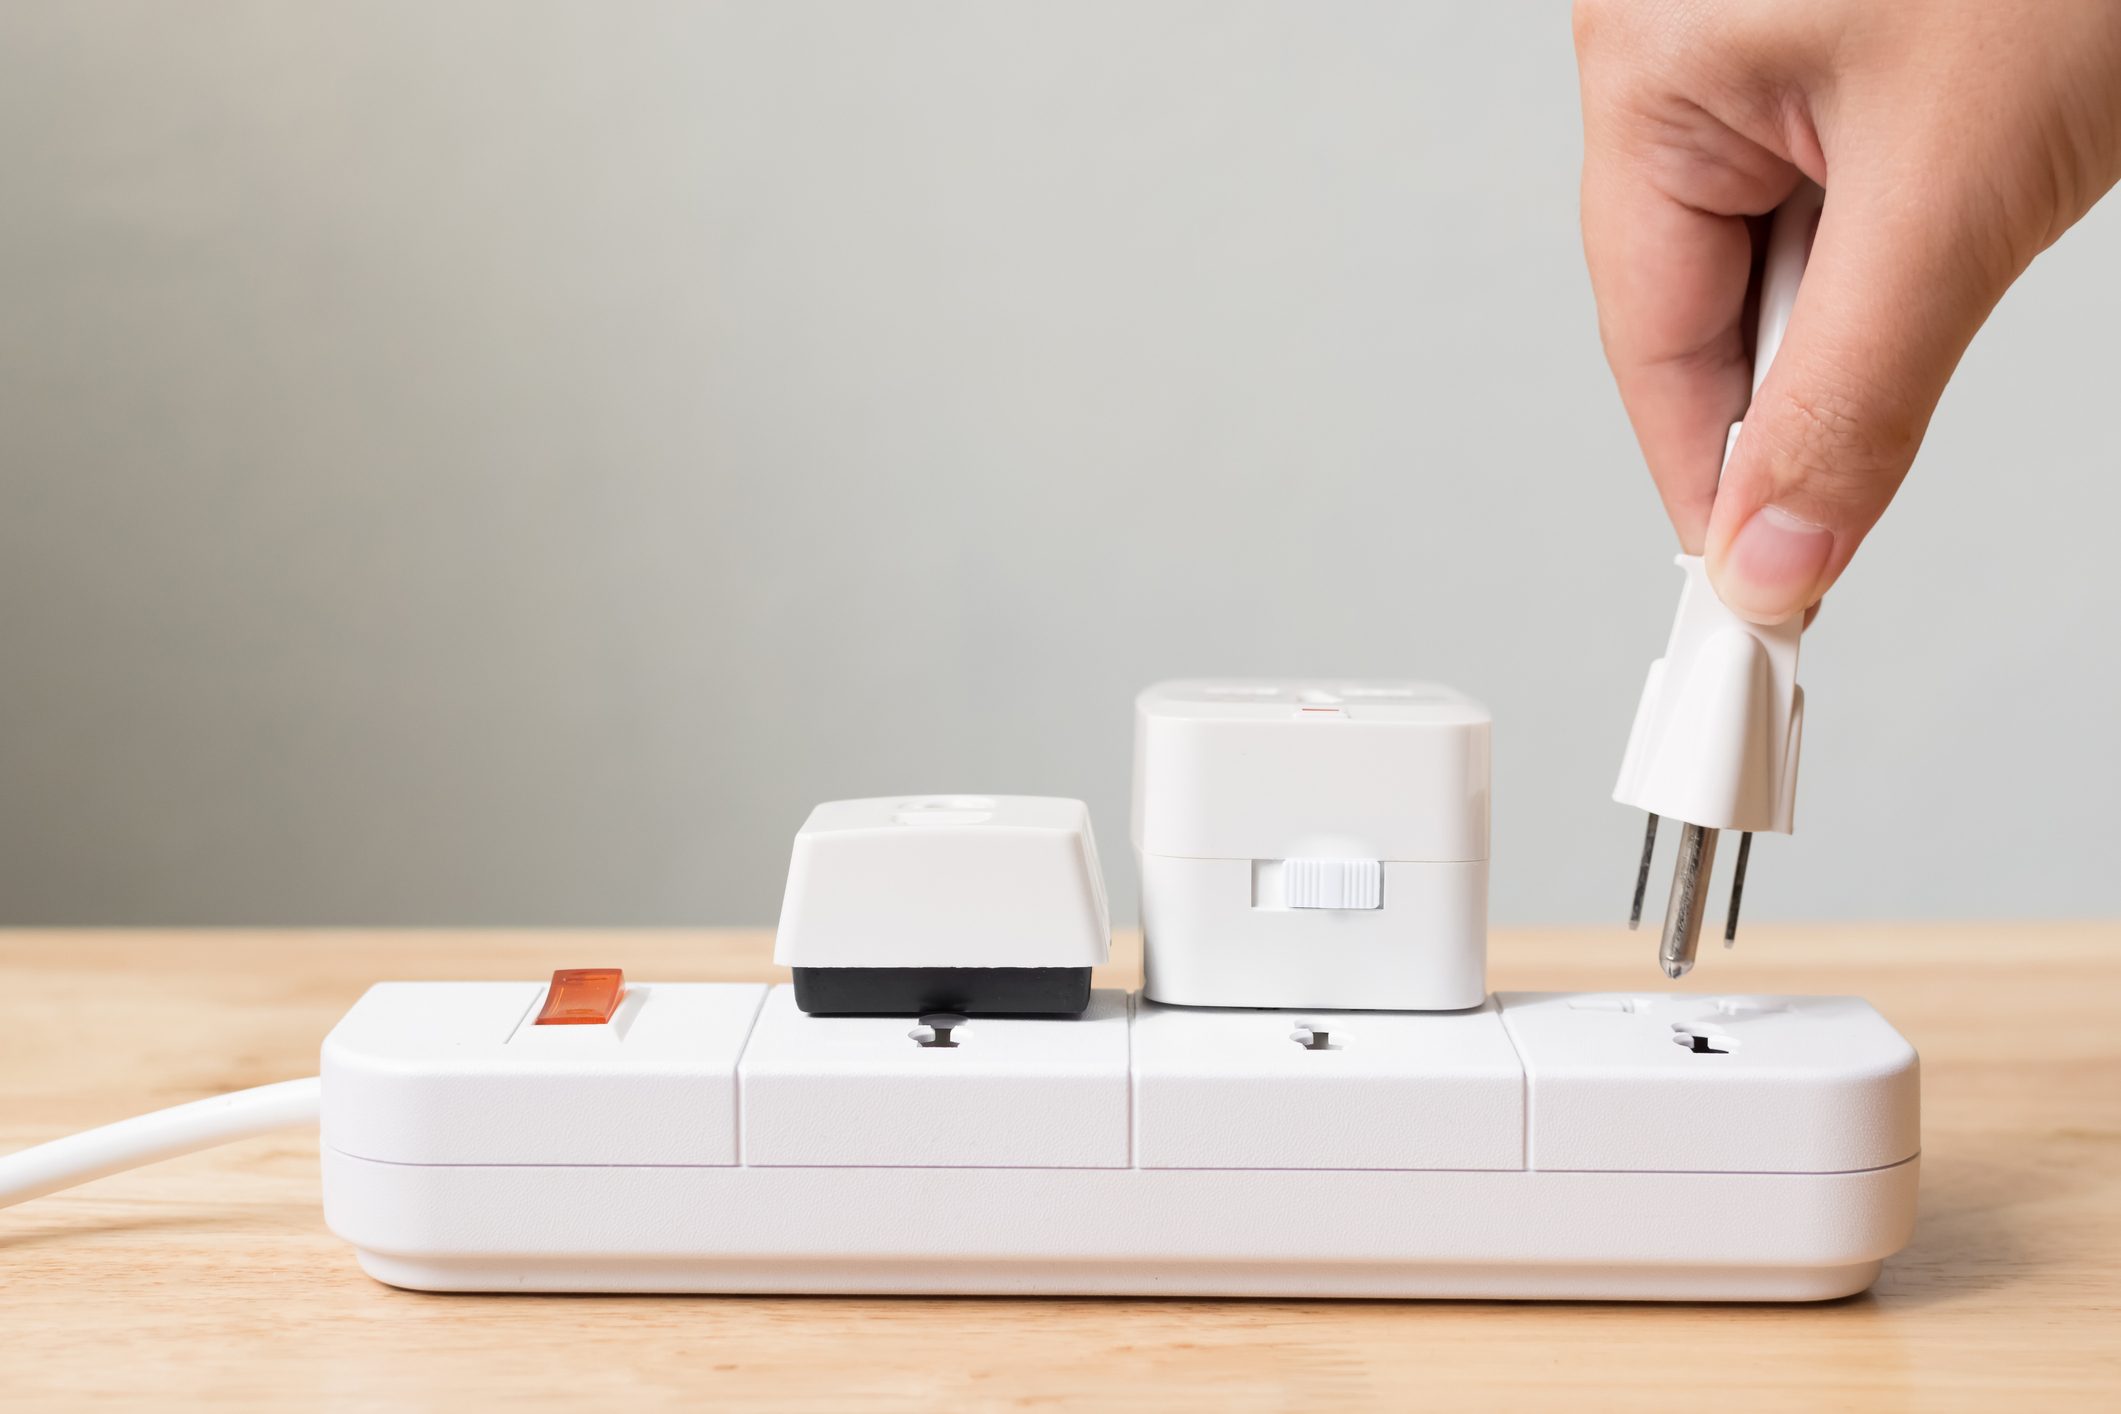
1658, 823, 1719, 979
1723, 831, 1753, 947
1628, 813, 1659, 929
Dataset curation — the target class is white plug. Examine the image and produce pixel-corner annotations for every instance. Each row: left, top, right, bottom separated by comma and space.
1613, 182, 1821, 977
1614, 429, 1805, 975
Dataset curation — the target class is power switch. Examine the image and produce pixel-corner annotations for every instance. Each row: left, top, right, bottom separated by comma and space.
534, 968, 624, 1025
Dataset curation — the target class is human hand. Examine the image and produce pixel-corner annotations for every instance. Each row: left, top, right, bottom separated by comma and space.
1576, 0, 2121, 624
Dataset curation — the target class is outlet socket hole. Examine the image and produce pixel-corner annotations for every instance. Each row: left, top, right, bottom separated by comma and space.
911, 1013, 969, 1048
1671, 1026, 1737, 1054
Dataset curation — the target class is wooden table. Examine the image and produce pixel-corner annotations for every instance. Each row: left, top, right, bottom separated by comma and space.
2, 925, 2115, 1409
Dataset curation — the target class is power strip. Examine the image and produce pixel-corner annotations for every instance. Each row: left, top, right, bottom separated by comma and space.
320, 980, 1920, 1300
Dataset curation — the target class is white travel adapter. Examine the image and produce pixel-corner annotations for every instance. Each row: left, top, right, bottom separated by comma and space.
772, 795, 1111, 1016
1131, 680, 1490, 1011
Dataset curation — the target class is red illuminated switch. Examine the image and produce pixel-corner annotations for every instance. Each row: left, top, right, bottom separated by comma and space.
534, 968, 624, 1025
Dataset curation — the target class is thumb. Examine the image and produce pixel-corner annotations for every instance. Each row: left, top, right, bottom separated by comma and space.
1704, 174, 2019, 624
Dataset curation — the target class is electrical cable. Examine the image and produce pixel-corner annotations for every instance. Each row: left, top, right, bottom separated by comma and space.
0, 1077, 320, 1209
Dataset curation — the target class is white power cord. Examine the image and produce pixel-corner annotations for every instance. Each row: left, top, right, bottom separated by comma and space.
0, 1077, 320, 1209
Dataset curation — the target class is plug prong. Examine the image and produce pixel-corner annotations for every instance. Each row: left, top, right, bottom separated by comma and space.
1723, 831, 1753, 947
1628, 813, 1659, 929
1658, 822, 1718, 979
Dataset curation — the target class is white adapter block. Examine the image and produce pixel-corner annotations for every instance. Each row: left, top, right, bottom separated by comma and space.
1132, 679, 1490, 1011
320, 979, 1919, 1301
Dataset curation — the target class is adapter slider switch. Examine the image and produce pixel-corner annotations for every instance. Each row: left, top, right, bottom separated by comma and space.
1282, 859, 1383, 910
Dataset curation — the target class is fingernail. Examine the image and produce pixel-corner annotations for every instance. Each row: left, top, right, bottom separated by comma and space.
1716, 505, 1833, 624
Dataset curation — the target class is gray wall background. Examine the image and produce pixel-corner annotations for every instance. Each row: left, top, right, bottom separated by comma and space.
2, 2, 2116, 928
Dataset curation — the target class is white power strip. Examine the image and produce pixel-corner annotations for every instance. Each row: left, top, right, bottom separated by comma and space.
319, 979, 1919, 1300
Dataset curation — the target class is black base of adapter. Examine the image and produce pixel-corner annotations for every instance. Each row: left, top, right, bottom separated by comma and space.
790, 965, 1093, 1018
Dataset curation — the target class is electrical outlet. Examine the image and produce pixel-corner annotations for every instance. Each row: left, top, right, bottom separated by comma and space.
738, 986, 1131, 1167
1131, 999, 1522, 1169
1496, 992, 1919, 1173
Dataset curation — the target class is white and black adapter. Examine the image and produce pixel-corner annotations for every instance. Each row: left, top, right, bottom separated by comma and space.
772, 794, 1111, 1016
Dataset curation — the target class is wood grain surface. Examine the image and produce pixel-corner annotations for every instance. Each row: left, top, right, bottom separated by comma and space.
2, 924, 2116, 1410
